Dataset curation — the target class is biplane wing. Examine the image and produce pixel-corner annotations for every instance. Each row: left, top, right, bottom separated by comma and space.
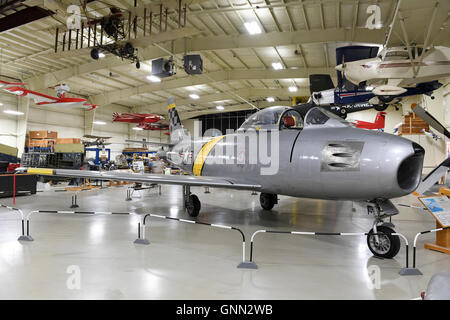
113, 112, 162, 123
47, 27, 200, 59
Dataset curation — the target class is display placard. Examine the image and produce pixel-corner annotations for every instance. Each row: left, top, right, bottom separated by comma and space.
419, 196, 450, 227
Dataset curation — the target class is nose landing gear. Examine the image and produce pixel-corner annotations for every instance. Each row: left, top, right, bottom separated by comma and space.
366, 199, 401, 259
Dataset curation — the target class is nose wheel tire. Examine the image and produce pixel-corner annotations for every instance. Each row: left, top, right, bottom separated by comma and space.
367, 225, 400, 259
260, 193, 278, 210
185, 194, 201, 217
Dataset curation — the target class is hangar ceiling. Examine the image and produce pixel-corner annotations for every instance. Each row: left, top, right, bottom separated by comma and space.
0, 0, 448, 119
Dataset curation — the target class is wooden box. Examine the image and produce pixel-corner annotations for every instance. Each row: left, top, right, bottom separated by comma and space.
29, 130, 58, 139
56, 138, 81, 144
26, 139, 55, 148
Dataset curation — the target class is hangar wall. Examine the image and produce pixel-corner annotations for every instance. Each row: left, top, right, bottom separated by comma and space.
0, 92, 168, 159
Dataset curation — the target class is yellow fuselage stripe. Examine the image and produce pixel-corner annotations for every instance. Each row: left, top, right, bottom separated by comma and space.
192, 136, 225, 176
27, 168, 54, 175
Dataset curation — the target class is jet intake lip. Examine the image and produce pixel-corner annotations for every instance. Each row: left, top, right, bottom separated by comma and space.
397, 143, 425, 192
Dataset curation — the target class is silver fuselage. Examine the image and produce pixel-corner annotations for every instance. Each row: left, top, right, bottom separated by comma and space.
168, 124, 424, 201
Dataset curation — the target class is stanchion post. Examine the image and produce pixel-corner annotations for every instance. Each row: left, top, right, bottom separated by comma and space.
70, 194, 79, 208
126, 188, 132, 201
18, 209, 34, 242
394, 232, 419, 276
133, 214, 150, 245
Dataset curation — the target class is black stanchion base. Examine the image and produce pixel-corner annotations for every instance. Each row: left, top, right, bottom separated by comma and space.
70, 204, 79, 208
399, 268, 423, 276
237, 261, 258, 269
133, 238, 150, 245
18, 235, 34, 242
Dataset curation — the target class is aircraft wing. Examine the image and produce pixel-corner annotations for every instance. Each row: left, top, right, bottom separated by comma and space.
126, 139, 174, 147
21, 168, 261, 191
5, 87, 58, 104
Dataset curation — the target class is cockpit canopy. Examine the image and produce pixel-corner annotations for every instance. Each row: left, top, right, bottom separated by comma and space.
238, 106, 304, 131
238, 106, 350, 132
304, 107, 351, 128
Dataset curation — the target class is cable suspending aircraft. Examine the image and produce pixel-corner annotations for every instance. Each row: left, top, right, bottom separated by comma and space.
20, 97, 429, 259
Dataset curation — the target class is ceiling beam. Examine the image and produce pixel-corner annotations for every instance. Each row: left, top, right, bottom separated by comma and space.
25, 28, 385, 90
179, 100, 291, 120
134, 87, 310, 113
0, 6, 54, 33
88, 67, 331, 106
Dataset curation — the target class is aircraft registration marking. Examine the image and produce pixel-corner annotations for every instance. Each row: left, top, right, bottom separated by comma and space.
193, 135, 225, 176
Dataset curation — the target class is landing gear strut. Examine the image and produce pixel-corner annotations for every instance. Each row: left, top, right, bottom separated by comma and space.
260, 193, 278, 210
183, 185, 201, 217
366, 200, 400, 259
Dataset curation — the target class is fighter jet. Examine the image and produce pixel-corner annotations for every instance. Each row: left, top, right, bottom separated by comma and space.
20, 97, 426, 259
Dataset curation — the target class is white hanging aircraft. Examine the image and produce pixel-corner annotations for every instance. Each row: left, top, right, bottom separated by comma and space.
335, 46, 450, 99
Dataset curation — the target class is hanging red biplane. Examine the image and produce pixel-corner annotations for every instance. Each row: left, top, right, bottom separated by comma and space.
113, 112, 169, 133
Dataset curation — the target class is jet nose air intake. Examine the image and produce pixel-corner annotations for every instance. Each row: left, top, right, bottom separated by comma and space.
397, 143, 425, 192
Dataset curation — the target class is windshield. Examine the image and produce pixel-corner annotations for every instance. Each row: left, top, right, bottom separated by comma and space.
305, 107, 351, 127
239, 106, 287, 131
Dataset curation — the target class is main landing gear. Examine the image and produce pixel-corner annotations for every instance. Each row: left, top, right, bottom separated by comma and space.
260, 193, 278, 210
365, 199, 401, 259
183, 185, 201, 217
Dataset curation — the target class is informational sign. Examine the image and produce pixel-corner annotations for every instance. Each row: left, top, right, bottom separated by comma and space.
419, 196, 450, 227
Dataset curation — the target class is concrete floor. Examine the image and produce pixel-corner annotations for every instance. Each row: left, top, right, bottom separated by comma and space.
0, 182, 449, 299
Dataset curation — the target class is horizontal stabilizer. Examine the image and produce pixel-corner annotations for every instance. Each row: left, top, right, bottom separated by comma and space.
415, 158, 450, 195
412, 104, 450, 139
372, 85, 407, 96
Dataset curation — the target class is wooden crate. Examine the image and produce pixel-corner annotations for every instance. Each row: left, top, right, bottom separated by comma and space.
398, 113, 429, 135
26, 139, 55, 148
56, 138, 81, 144
29, 130, 58, 139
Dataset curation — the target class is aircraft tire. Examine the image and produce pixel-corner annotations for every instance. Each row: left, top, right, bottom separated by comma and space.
186, 194, 201, 217
366, 226, 400, 259
260, 193, 277, 210
90, 48, 99, 60
378, 95, 393, 103
374, 104, 388, 111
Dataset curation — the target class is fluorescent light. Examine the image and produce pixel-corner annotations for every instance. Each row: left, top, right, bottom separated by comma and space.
3, 110, 24, 115
288, 86, 298, 92
244, 21, 261, 35
132, 127, 143, 131
147, 75, 161, 83
272, 62, 283, 70
98, 53, 105, 58
0, 102, 3, 106
216, 105, 224, 110
93, 121, 106, 125
189, 93, 200, 99
266, 97, 275, 103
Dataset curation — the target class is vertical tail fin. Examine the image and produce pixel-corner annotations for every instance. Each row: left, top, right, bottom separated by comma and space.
167, 97, 188, 143
374, 112, 386, 128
